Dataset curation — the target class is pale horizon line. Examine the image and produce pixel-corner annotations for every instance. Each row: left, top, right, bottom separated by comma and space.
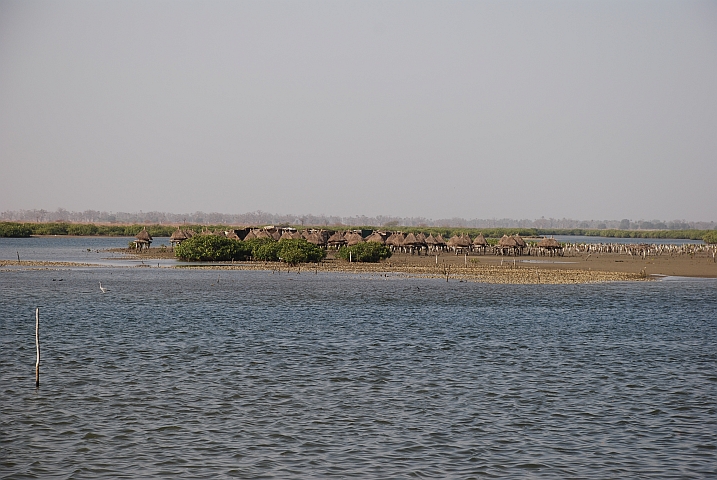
1, 208, 715, 231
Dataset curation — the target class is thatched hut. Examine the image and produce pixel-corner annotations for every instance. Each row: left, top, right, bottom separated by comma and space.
433, 234, 447, 251
537, 237, 563, 256
497, 234, 518, 256
254, 229, 271, 239
279, 231, 294, 241
243, 230, 257, 241
134, 228, 153, 251
306, 230, 328, 247
345, 232, 365, 246
401, 232, 426, 255
365, 231, 386, 244
425, 234, 437, 251
327, 231, 347, 248
169, 228, 188, 247
447, 234, 471, 254
472, 233, 488, 254
385, 232, 405, 251
512, 234, 527, 255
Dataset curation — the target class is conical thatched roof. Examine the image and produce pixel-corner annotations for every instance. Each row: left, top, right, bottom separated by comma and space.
270, 230, 281, 241
538, 237, 561, 248
365, 232, 386, 244
346, 232, 364, 246
434, 234, 447, 246
280, 231, 294, 241
226, 230, 241, 240
290, 231, 303, 240
425, 234, 437, 245
254, 229, 270, 239
301, 230, 311, 239
306, 231, 327, 246
135, 228, 152, 242
385, 232, 405, 247
416, 233, 427, 243
512, 234, 526, 247
402, 232, 425, 247
327, 231, 347, 246
170, 229, 187, 242
243, 230, 257, 241
472, 233, 487, 246
498, 234, 517, 247
448, 234, 471, 248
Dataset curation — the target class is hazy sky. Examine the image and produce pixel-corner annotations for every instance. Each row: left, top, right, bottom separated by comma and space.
1, 0, 715, 221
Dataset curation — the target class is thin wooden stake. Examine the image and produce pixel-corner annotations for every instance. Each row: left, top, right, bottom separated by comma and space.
35, 308, 40, 388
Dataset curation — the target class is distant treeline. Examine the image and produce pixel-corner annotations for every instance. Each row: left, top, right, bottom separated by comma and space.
0, 221, 714, 243
0, 222, 180, 238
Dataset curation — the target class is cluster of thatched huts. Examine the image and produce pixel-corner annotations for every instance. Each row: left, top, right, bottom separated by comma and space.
162, 226, 565, 257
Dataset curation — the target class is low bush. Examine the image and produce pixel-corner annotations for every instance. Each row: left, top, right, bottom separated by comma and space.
175, 236, 326, 264
704, 231, 717, 245
277, 239, 326, 264
0, 222, 33, 237
67, 224, 99, 236
174, 235, 251, 261
253, 240, 282, 261
337, 243, 392, 262
249, 238, 326, 264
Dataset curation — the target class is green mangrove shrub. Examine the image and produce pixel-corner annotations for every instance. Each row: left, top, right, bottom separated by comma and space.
277, 239, 326, 264
703, 231, 717, 245
174, 235, 251, 261
337, 243, 392, 262
0, 222, 33, 237
249, 238, 326, 264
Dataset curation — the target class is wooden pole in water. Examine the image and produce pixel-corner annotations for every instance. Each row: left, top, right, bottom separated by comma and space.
17, 251, 21, 264
35, 307, 40, 388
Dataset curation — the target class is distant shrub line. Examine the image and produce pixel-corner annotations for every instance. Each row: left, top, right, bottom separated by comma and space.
174, 236, 326, 264
1, 221, 714, 243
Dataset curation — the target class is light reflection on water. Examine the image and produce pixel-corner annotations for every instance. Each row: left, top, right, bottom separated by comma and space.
1, 267, 716, 478
0, 237, 179, 267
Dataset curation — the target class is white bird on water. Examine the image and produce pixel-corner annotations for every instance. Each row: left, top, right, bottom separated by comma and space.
99, 282, 108, 293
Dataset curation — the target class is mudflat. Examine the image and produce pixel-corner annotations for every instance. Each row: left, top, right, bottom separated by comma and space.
378, 250, 717, 279
4, 247, 714, 284
120, 246, 717, 283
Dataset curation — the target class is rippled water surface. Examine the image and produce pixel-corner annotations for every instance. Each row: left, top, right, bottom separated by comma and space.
0, 237, 173, 266
1, 267, 716, 478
